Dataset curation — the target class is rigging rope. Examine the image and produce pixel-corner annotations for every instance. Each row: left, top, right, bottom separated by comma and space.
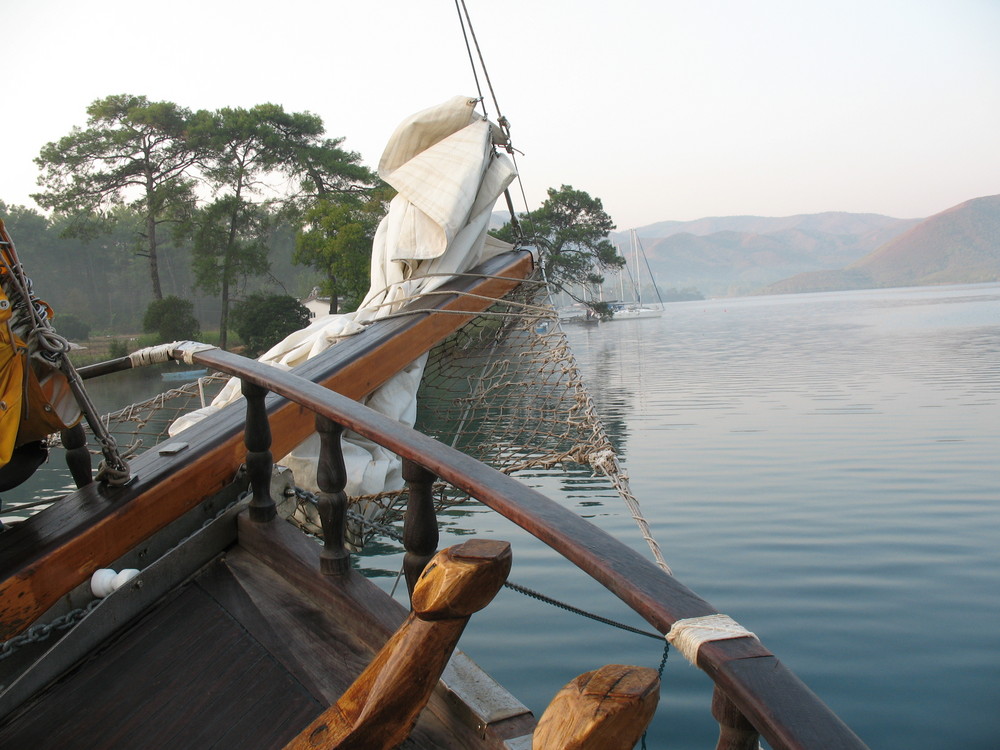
290, 487, 665, 642
453, 0, 485, 109
0, 225, 131, 485
440, 12, 672, 570
503, 581, 662, 641
453, 0, 529, 239
454, 0, 503, 130
269, 276, 673, 575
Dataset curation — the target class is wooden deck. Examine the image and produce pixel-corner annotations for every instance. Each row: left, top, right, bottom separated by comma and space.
0, 514, 534, 749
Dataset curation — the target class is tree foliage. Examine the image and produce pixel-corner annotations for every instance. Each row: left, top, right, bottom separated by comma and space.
33, 94, 199, 299
493, 185, 623, 315
187, 103, 376, 348
0, 199, 320, 338
293, 186, 391, 313
189, 194, 273, 349
1, 201, 154, 332
53, 313, 91, 341
23, 95, 379, 345
143, 296, 200, 342
285, 135, 378, 210
230, 292, 311, 357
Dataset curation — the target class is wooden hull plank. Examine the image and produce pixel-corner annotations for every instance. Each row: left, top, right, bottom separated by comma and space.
0, 485, 245, 722
234, 512, 534, 748
0, 576, 322, 749
0, 513, 527, 749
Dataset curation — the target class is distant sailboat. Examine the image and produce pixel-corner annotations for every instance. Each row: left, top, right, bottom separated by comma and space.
608, 230, 663, 320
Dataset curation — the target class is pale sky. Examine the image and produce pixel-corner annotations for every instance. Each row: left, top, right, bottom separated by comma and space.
3, 0, 998, 229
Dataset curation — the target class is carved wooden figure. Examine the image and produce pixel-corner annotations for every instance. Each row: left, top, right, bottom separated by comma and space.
532, 664, 660, 750
284, 538, 512, 750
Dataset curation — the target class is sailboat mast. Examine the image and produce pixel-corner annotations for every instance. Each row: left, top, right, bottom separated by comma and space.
631, 229, 641, 307
635, 231, 664, 308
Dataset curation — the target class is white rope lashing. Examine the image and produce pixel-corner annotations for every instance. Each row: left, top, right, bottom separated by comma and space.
667, 614, 757, 666
129, 341, 217, 368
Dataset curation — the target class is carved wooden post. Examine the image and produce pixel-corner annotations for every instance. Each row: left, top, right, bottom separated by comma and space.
533, 664, 660, 750
315, 414, 349, 576
61, 424, 93, 488
284, 539, 512, 750
401, 458, 438, 599
712, 685, 759, 750
241, 380, 276, 522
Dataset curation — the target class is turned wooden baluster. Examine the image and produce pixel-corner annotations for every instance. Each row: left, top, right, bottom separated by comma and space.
315, 415, 349, 576
712, 685, 759, 750
242, 380, 276, 522
284, 538, 512, 750
401, 458, 438, 599
61, 424, 93, 488
532, 664, 660, 750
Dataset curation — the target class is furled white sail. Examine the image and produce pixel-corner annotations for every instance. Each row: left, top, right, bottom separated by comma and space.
171, 96, 517, 498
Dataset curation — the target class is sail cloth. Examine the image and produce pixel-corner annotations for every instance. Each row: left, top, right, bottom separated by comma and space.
171, 96, 517, 496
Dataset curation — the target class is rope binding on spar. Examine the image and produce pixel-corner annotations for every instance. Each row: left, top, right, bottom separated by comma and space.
0, 219, 131, 490
453, 0, 526, 246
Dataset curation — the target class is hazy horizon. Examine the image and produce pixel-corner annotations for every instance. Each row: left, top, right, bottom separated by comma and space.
4, 0, 998, 229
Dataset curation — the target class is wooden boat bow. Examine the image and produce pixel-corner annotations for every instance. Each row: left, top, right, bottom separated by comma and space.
0, 246, 869, 749
0, 249, 534, 640
176, 341, 868, 750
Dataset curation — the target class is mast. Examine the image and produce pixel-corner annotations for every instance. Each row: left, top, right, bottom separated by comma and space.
630, 229, 642, 307
632, 229, 664, 309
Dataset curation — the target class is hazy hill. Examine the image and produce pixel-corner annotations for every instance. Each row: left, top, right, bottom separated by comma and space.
635, 211, 914, 239
616, 212, 918, 297
761, 195, 1000, 294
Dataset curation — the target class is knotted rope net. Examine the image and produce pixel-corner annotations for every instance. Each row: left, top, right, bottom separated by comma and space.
45, 374, 229, 462
38, 273, 667, 573
289, 273, 669, 573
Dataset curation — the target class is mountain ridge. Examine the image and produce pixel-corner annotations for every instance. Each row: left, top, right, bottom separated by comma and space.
615, 212, 920, 297
495, 193, 999, 297
631, 210, 919, 240
759, 194, 1000, 295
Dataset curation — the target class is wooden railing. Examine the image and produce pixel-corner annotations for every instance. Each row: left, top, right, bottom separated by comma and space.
183, 344, 870, 750
0, 250, 535, 640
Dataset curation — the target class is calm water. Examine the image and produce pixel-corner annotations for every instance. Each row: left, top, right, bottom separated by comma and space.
360, 282, 1000, 749
6, 284, 999, 748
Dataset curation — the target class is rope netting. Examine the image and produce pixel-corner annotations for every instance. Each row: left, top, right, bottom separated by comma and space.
288, 273, 670, 573
37, 273, 668, 573
48, 374, 230, 458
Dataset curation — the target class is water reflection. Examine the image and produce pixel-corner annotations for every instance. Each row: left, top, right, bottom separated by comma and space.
555, 283, 1000, 749
5, 283, 999, 749
369, 281, 1000, 749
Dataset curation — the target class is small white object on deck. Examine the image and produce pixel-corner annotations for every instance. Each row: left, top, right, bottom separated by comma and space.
90, 568, 140, 598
